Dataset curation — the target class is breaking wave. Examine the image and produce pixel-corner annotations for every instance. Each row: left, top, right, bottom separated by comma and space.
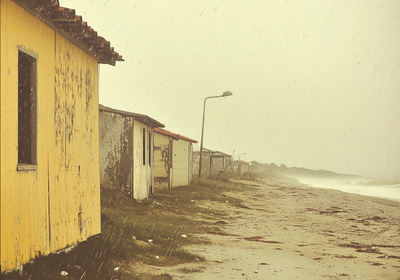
295, 176, 400, 202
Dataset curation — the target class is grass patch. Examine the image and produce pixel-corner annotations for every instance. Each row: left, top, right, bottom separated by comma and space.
1, 177, 253, 279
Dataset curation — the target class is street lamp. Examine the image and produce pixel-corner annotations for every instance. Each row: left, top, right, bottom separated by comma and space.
198, 91, 233, 178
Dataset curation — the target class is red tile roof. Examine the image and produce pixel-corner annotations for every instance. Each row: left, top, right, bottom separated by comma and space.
14, 0, 123, 66
154, 128, 180, 140
178, 134, 198, 143
154, 128, 198, 143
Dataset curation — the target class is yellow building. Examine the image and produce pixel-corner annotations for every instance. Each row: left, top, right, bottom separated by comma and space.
0, 0, 123, 272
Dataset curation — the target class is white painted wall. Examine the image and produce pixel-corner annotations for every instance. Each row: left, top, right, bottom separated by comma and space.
172, 140, 191, 187
133, 119, 153, 200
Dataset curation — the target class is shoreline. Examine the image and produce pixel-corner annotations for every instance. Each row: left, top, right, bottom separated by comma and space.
290, 174, 400, 204
133, 174, 400, 279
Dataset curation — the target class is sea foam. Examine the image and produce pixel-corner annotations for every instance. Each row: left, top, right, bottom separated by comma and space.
295, 176, 400, 202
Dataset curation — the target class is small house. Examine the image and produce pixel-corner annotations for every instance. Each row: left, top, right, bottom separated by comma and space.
193, 148, 232, 177
234, 160, 250, 175
99, 105, 164, 200
153, 128, 197, 190
0, 0, 122, 272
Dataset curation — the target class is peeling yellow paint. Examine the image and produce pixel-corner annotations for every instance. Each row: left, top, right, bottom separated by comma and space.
1, 1, 100, 272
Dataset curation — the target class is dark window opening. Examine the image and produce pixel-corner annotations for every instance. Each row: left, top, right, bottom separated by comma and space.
142, 128, 146, 165
18, 50, 37, 166
148, 132, 151, 167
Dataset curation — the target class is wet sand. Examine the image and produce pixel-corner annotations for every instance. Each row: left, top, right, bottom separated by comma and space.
134, 175, 400, 279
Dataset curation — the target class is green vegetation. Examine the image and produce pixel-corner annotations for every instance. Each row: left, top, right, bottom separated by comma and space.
1, 178, 252, 280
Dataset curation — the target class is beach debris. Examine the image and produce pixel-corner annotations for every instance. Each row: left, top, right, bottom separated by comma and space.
181, 234, 187, 238
132, 236, 136, 240
135, 239, 151, 247
254, 270, 258, 273
148, 239, 153, 243
60, 271, 68, 276
156, 256, 159, 259
114, 267, 119, 271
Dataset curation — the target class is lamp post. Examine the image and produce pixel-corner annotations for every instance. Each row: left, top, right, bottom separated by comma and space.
198, 91, 233, 178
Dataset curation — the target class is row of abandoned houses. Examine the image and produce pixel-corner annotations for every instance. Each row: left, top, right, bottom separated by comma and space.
99, 105, 199, 200
99, 105, 250, 199
0, 0, 248, 272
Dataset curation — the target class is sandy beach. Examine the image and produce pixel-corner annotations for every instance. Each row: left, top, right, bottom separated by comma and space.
133, 175, 400, 279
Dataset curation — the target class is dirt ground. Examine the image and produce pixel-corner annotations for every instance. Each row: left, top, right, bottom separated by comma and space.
132, 176, 400, 279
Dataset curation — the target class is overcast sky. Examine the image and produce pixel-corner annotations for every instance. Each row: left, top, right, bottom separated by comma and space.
62, 0, 399, 179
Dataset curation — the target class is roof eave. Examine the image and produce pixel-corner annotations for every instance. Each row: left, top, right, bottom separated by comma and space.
99, 104, 164, 128
13, 0, 123, 66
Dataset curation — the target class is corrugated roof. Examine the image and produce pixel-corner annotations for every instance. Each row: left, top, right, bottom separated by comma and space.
13, 0, 123, 66
99, 104, 164, 128
154, 127, 198, 143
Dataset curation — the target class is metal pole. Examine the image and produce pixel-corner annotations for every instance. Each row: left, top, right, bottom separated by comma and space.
198, 97, 207, 178
198, 91, 232, 179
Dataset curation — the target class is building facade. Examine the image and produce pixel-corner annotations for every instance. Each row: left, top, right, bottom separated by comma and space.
0, 0, 122, 272
153, 128, 197, 190
193, 148, 232, 177
99, 105, 164, 200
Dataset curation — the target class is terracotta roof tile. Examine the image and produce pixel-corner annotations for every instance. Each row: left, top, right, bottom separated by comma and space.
154, 128, 180, 140
154, 128, 198, 143
14, 0, 123, 65
178, 134, 198, 143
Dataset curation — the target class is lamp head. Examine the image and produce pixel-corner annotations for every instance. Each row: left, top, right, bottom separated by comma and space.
222, 91, 233, 97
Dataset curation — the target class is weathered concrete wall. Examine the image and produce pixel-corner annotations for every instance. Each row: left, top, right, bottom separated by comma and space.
192, 152, 199, 176
1, 1, 100, 271
192, 151, 211, 177
99, 111, 133, 196
225, 156, 232, 172
188, 143, 193, 183
236, 163, 249, 175
153, 132, 170, 190
211, 156, 224, 173
99, 113, 155, 200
